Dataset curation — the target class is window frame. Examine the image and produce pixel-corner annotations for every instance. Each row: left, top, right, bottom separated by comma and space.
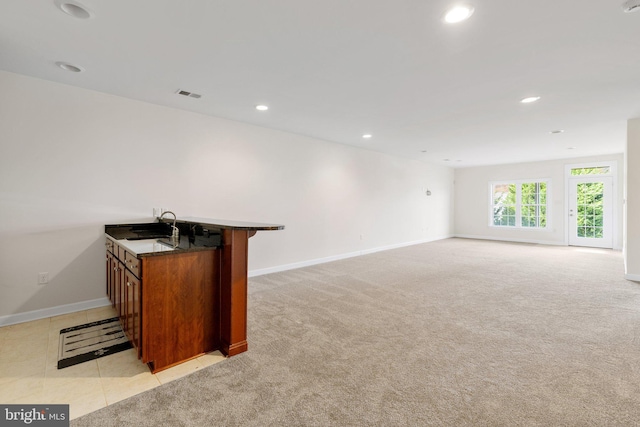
489, 179, 551, 229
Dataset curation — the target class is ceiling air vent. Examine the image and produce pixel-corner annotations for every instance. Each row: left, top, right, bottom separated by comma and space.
622, 0, 640, 12
176, 89, 202, 99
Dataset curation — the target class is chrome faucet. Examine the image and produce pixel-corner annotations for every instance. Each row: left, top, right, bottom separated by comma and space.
159, 211, 180, 247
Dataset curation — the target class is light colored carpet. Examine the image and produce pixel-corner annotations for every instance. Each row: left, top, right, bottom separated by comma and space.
72, 238, 640, 426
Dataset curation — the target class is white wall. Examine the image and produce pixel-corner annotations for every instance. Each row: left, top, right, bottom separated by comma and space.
625, 118, 640, 280
0, 70, 455, 321
454, 154, 624, 247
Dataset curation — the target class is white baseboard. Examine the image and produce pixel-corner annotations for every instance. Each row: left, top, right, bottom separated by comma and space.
455, 234, 623, 251
624, 273, 640, 282
3, 237, 455, 324
454, 234, 567, 246
249, 235, 453, 277
0, 297, 111, 327
359, 235, 453, 255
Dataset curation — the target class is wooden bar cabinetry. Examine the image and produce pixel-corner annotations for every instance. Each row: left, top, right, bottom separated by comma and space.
105, 217, 283, 373
106, 239, 218, 372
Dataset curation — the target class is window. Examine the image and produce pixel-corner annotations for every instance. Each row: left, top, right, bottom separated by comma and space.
521, 182, 547, 228
491, 180, 548, 228
570, 166, 610, 176
492, 183, 516, 226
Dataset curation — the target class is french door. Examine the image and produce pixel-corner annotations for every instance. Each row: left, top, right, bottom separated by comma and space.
568, 176, 613, 248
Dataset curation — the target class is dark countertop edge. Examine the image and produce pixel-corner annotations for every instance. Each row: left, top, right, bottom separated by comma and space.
105, 217, 283, 257
169, 217, 285, 231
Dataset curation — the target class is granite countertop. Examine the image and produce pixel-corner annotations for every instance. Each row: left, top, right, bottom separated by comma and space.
112, 237, 178, 256
169, 217, 284, 231
106, 217, 284, 257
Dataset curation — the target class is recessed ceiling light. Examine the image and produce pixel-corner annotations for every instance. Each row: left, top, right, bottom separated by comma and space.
362, 134, 373, 139
444, 5, 475, 23
550, 130, 565, 134
520, 96, 541, 104
568, 147, 577, 150
55, 62, 84, 72
443, 159, 451, 162
421, 150, 427, 153
256, 105, 269, 111
56, 1, 93, 19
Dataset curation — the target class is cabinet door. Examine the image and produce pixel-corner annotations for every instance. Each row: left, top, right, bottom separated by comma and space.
106, 251, 113, 302
124, 270, 141, 359
108, 252, 120, 308
116, 261, 126, 324
106, 241, 115, 300
141, 251, 218, 371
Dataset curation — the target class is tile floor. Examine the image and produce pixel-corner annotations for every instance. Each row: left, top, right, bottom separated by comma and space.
0, 305, 226, 420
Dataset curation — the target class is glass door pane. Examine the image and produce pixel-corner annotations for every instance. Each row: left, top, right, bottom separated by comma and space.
568, 177, 612, 248
576, 182, 604, 238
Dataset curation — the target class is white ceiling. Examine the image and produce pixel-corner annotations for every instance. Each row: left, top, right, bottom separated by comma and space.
2, 0, 639, 167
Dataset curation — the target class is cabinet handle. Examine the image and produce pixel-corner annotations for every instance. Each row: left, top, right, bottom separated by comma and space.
127, 281, 131, 287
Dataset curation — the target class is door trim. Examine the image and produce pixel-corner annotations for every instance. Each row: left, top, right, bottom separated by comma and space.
568, 176, 613, 248
564, 161, 618, 248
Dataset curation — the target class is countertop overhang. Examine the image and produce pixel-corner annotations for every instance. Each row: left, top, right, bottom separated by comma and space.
106, 217, 284, 257
163, 217, 285, 231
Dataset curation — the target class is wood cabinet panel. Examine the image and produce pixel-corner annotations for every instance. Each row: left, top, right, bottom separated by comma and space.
105, 217, 276, 372
124, 252, 140, 278
141, 250, 219, 372
115, 261, 125, 323
106, 250, 113, 302
220, 229, 249, 356
106, 240, 115, 301
124, 269, 141, 359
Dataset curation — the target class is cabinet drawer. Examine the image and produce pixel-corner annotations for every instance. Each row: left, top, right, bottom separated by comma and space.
124, 252, 141, 278
106, 239, 114, 254
118, 245, 126, 263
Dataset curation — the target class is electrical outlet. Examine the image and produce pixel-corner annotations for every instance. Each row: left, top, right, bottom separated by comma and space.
38, 272, 49, 285
153, 207, 161, 217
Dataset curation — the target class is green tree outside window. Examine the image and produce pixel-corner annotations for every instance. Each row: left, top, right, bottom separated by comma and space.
492, 181, 547, 229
